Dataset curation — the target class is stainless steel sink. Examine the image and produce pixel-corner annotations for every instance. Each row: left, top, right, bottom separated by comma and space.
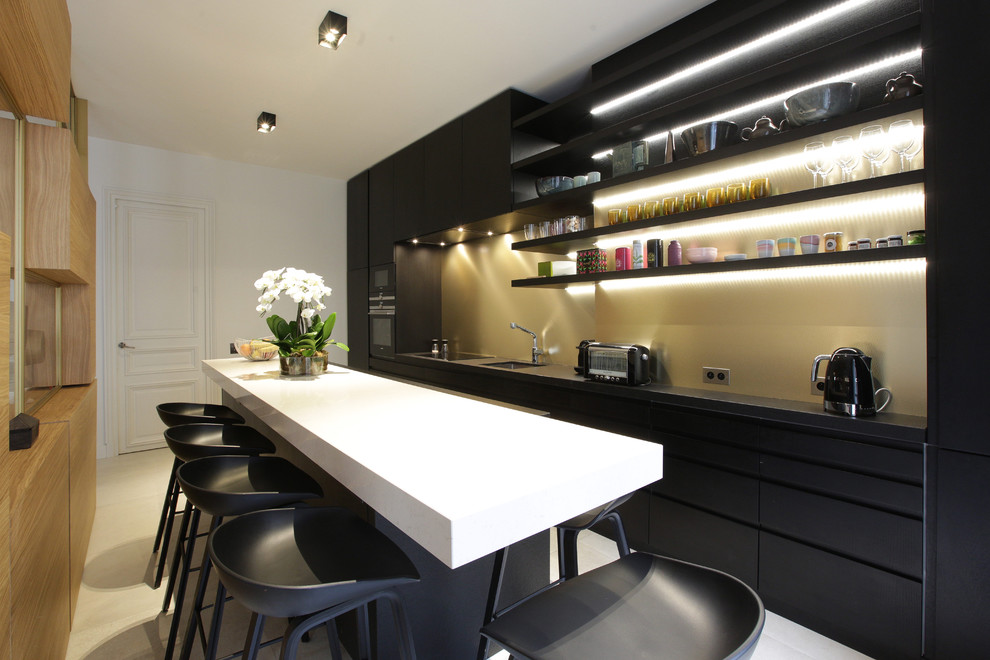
482, 361, 547, 369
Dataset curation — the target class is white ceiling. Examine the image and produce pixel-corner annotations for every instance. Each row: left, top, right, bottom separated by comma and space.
67, 0, 715, 181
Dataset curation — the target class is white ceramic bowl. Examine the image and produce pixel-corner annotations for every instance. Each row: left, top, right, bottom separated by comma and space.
685, 247, 718, 264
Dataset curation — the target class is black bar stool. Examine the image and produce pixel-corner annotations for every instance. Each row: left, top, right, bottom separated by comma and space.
157, 424, 275, 605
165, 455, 323, 660
481, 552, 765, 660
555, 493, 632, 581
208, 506, 420, 660
152, 403, 249, 589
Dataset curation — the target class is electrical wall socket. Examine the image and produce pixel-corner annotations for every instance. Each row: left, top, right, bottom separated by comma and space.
811, 376, 826, 396
702, 367, 730, 386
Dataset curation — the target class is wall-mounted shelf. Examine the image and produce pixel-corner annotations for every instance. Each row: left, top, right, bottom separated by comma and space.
513, 13, 921, 174
512, 96, 924, 220
513, 170, 924, 256
511, 244, 926, 288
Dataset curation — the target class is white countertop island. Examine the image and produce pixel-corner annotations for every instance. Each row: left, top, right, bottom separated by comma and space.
203, 358, 663, 569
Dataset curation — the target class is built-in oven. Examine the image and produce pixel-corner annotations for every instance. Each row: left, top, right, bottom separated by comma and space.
369, 263, 395, 295
369, 290, 396, 358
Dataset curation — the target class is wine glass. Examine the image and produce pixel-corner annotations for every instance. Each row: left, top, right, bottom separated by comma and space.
889, 119, 918, 172
804, 141, 826, 188
859, 125, 888, 178
832, 136, 858, 183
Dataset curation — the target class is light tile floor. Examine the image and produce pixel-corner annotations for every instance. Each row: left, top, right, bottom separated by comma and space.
67, 448, 873, 659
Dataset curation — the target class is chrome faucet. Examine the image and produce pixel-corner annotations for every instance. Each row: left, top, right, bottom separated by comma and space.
510, 322, 543, 364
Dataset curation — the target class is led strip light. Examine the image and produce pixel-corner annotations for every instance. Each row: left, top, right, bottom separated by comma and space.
591, 48, 923, 161
591, 0, 874, 116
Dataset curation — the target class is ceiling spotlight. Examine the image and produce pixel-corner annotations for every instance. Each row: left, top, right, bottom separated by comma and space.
257, 111, 276, 133
319, 11, 348, 49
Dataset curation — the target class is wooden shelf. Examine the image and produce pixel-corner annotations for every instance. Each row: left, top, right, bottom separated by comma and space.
511, 244, 926, 288
513, 170, 924, 255
0, 0, 71, 123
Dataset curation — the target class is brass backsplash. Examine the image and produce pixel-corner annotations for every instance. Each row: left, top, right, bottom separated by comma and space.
441, 234, 927, 416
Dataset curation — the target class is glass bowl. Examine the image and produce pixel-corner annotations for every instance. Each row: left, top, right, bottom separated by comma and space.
535, 176, 574, 197
234, 338, 279, 361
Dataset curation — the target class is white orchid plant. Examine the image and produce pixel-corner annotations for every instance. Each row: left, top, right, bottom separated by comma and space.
255, 267, 349, 357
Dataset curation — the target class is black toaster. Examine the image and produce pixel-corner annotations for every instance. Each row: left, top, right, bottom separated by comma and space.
578, 341, 651, 385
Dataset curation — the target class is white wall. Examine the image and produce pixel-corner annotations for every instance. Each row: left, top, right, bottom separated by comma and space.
88, 137, 347, 457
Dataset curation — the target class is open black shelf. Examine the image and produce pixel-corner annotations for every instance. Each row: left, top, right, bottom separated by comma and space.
512, 170, 925, 255
511, 244, 926, 288
510, 96, 924, 222
513, 2, 920, 145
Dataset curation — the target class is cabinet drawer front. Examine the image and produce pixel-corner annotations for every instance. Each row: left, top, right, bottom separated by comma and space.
760, 426, 922, 483
761, 483, 922, 578
652, 456, 759, 524
649, 495, 757, 589
759, 532, 921, 660
654, 432, 759, 475
761, 453, 922, 517
651, 404, 759, 447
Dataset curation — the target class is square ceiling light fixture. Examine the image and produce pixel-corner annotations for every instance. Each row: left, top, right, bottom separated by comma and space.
257, 111, 276, 133
319, 11, 348, 50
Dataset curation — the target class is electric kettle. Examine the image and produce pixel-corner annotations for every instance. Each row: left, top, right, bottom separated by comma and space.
811, 347, 892, 417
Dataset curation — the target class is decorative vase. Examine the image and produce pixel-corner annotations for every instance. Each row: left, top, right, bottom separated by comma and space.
279, 353, 327, 376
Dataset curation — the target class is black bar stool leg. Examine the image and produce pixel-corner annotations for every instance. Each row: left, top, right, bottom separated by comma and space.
477, 546, 507, 660
155, 472, 184, 589
179, 515, 222, 660
243, 613, 266, 660
558, 528, 580, 580
325, 620, 343, 660
164, 506, 201, 660
153, 457, 181, 553
162, 499, 193, 612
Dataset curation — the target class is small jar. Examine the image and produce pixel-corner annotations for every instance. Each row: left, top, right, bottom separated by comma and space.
667, 240, 682, 266
877, 238, 889, 248
847, 241, 858, 251
907, 230, 926, 245
632, 240, 644, 269
888, 234, 903, 247
823, 232, 843, 253
857, 238, 872, 250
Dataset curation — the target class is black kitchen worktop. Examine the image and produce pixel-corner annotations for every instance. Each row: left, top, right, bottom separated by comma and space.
390, 352, 927, 447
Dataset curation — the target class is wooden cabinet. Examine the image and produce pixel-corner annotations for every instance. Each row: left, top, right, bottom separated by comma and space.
1, 232, 11, 660
346, 171, 369, 270
7, 421, 71, 660
0, 0, 71, 123
25, 123, 96, 284
368, 158, 395, 267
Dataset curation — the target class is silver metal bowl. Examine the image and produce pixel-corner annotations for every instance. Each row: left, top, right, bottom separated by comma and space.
784, 82, 860, 127
679, 121, 742, 157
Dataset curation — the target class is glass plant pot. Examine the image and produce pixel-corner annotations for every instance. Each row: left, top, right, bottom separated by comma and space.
279, 353, 327, 376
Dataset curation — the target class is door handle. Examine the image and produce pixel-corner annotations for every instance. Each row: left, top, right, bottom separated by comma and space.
118, 342, 135, 349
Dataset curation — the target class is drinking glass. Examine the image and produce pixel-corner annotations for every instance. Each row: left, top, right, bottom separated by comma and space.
804, 141, 827, 188
888, 119, 917, 172
859, 125, 888, 178
832, 136, 858, 183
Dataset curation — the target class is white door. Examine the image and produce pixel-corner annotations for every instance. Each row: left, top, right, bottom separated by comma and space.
106, 190, 214, 454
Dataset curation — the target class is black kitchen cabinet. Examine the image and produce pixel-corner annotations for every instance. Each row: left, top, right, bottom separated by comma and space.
930, 448, 990, 660
346, 171, 369, 270
422, 118, 462, 237
760, 531, 922, 660
368, 157, 395, 267
394, 243, 441, 355
392, 139, 426, 242
461, 90, 543, 224
649, 495, 759, 589
346, 268, 369, 371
